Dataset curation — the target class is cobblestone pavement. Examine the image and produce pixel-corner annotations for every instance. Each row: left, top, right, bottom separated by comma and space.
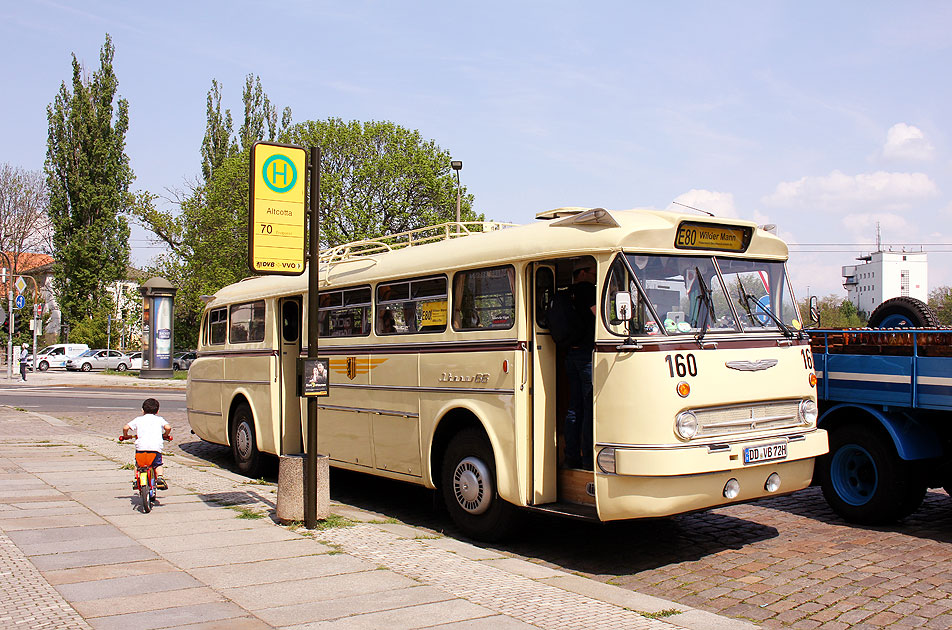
6, 374, 952, 628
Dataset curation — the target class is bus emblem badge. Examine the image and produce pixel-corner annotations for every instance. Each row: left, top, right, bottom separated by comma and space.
346, 357, 358, 380
725, 359, 778, 371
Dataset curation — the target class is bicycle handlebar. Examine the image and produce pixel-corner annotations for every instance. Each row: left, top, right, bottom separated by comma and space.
119, 434, 173, 442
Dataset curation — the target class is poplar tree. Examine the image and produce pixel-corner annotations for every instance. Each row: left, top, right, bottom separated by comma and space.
45, 34, 132, 327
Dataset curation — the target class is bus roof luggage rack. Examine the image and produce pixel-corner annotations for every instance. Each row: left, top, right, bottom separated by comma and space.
318, 221, 516, 264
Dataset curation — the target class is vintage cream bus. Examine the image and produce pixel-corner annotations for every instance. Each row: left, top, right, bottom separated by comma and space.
187, 207, 827, 539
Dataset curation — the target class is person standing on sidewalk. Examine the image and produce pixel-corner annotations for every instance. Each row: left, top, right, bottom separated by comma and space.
18, 343, 28, 381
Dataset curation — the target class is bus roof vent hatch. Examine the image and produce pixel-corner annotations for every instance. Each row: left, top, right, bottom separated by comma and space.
547, 207, 619, 228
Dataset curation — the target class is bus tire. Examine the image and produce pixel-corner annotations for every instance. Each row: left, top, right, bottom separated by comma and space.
231, 403, 261, 477
440, 428, 516, 542
867, 296, 938, 328
820, 424, 926, 523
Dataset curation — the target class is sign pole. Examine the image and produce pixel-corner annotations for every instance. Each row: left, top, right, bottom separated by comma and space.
305, 147, 321, 530
6, 289, 12, 381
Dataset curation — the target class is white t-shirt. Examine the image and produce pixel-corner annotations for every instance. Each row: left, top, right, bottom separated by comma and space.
128, 414, 169, 452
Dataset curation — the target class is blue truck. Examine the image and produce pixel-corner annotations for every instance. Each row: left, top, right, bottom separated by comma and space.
810, 320, 952, 523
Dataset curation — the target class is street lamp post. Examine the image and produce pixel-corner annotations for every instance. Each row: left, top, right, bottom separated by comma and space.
451, 160, 462, 225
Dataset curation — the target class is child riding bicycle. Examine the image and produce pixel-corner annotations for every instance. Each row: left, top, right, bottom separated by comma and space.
122, 398, 172, 490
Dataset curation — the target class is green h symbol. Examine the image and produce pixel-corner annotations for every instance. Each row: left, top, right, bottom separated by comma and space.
269, 161, 289, 187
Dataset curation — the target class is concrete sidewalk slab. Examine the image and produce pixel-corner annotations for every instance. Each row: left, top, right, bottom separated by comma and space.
188, 553, 373, 589
0, 403, 758, 630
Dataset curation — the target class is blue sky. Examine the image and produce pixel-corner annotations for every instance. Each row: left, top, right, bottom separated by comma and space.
3, 1, 951, 298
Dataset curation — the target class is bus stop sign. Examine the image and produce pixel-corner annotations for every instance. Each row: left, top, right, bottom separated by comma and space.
248, 141, 307, 276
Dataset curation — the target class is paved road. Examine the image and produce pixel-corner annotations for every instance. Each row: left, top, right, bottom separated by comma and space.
5, 377, 952, 628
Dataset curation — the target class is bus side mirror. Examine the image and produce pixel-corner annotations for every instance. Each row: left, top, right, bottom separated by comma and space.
809, 296, 819, 326
614, 292, 632, 321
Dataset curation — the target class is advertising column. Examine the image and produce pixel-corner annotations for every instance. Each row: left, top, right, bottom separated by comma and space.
139, 277, 177, 379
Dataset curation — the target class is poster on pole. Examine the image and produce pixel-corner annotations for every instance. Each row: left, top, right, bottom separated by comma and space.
300, 357, 329, 397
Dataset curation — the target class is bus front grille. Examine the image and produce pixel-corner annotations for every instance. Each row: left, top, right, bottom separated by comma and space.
693, 400, 802, 438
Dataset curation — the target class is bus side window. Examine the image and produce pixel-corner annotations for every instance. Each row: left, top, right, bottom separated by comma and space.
376, 276, 447, 335
453, 265, 515, 331
230, 301, 266, 343
319, 287, 371, 337
209, 308, 227, 345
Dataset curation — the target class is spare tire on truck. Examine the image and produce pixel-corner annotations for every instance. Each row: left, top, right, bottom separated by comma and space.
867, 296, 939, 328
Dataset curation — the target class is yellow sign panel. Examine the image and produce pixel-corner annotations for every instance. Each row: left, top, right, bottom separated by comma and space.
420, 300, 447, 326
674, 222, 751, 253
248, 142, 307, 275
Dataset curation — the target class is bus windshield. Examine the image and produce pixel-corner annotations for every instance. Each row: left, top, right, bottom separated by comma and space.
616, 254, 800, 336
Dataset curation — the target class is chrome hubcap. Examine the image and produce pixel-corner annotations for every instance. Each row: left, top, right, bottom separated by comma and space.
453, 456, 491, 514
236, 423, 252, 459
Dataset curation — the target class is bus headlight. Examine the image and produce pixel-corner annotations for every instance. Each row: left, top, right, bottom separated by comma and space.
596, 447, 616, 474
799, 399, 818, 425
675, 411, 698, 440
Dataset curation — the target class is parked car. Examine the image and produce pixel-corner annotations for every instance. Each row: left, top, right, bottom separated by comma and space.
128, 351, 142, 370
65, 349, 132, 372
27, 344, 90, 371
172, 351, 197, 370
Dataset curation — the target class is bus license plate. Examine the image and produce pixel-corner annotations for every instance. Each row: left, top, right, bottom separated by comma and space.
744, 442, 787, 465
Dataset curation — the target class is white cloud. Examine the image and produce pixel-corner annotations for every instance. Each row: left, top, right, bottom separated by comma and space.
762, 170, 937, 211
882, 123, 935, 161
669, 189, 737, 218
840, 212, 913, 240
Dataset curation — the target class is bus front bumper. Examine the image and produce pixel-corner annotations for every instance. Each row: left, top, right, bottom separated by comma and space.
594, 429, 827, 521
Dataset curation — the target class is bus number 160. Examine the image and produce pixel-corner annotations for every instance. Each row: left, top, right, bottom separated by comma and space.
666, 353, 698, 378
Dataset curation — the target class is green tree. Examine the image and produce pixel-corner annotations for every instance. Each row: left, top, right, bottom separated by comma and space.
45, 34, 132, 328
286, 118, 479, 247
798, 294, 866, 328
928, 286, 952, 326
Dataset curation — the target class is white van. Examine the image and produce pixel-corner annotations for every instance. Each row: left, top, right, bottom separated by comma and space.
30, 344, 90, 371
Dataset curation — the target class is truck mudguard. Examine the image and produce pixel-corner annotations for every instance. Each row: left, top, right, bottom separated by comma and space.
819, 403, 942, 461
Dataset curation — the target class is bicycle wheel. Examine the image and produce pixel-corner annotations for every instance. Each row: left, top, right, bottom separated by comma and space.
139, 470, 152, 513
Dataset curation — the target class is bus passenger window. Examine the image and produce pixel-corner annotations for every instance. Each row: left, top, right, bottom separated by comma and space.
318, 287, 371, 337
229, 301, 266, 343
376, 276, 447, 335
453, 265, 515, 331
208, 308, 227, 345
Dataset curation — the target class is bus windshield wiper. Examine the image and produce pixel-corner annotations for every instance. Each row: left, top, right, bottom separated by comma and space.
694, 267, 716, 346
736, 278, 763, 327
738, 277, 794, 337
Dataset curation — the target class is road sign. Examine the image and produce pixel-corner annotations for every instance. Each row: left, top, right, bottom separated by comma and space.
14, 276, 26, 294
35, 303, 43, 318
15, 294, 25, 309
248, 141, 307, 276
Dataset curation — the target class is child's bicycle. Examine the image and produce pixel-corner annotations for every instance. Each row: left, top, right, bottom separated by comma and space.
119, 434, 172, 513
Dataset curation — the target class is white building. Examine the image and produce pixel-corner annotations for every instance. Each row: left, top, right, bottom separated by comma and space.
842, 250, 928, 315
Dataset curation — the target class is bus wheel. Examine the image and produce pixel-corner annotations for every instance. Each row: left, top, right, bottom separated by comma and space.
441, 429, 515, 541
231, 404, 261, 477
820, 424, 925, 523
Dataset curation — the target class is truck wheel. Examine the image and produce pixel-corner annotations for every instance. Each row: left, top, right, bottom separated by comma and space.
231, 403, 261, 477
820, 424, 926, 523
867, 296, 939, 328
441, 428, 516, 541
